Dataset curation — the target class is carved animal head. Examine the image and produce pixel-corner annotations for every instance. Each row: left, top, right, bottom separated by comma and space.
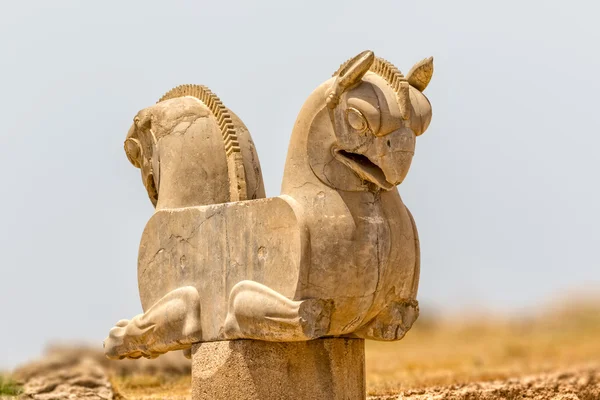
123, 85, 265, 208
124, 110, 161, 206
323, 50, 433, 190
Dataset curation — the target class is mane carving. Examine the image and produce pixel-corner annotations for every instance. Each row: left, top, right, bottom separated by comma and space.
158, 85, 241, 156
334, 57, 411, 119
158, 84, 248, 201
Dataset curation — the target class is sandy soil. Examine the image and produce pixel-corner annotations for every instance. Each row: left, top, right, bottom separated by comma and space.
7, 300, 600, 399
110, 364, 600, 400
364, 301, 600, 396
368, 364, 599, 400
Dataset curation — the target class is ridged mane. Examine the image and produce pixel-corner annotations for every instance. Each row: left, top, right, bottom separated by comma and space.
334, 57, 405, 95
158, 84, 240, 156
158, 84, 247, 201
333, 57, 411, 120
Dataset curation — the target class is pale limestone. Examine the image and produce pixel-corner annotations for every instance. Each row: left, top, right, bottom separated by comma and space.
103, 49, 434, 398
191, 338, 366, 400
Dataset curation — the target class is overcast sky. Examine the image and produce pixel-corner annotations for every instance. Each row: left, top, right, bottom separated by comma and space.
1, 0, 599, 368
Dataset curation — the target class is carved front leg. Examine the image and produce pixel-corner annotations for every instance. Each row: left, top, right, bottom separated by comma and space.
353, 299, 419, 341
103, 286, 202, 359
222, 280, 333, 341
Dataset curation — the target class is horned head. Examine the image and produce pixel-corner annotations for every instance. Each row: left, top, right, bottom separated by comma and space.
322, 50, 433, 190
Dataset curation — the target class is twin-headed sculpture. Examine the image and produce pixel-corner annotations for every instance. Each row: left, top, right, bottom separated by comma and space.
104, 50, 434, 360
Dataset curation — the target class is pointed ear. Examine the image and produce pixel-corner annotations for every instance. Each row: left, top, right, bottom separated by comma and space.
406, 57, 434, 92
327, 50, 375, 108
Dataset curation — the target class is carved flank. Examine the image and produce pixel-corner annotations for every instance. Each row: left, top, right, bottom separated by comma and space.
158, 84, 248, 201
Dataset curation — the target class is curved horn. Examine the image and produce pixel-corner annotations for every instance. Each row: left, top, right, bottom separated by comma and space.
327, 50, 375, 108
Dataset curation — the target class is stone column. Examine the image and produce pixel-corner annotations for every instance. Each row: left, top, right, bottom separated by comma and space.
191, 338, 366, 400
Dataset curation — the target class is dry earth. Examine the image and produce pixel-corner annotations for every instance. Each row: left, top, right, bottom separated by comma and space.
4, 299, 599, 399
369, 364, 600, 400
365, 300, 600, 396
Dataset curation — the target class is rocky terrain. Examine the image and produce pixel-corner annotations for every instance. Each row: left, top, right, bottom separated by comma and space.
370, 364, 599, 400
6, 352, 598, 400
3, 300, 599, 399
3, 347, 190, 400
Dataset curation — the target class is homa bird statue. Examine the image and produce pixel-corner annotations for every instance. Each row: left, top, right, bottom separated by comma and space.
104, 50, 434, 360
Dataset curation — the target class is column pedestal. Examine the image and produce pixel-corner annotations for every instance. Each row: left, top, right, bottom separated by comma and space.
191, 338, 366, 400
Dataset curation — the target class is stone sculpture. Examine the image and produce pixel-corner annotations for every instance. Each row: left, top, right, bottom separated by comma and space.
104, 50, 434, 399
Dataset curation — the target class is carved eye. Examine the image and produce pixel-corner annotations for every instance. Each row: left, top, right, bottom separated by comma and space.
346, 107, 368, 133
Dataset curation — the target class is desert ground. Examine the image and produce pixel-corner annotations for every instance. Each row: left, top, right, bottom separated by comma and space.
2, 299, 599, 399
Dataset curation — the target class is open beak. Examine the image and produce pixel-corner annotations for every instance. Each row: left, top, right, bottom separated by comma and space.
333, 127, 415, 190
333, 149, 395, 190
369, 149, 414, 187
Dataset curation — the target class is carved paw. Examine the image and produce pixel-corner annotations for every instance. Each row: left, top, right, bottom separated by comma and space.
355, 300, 419, 341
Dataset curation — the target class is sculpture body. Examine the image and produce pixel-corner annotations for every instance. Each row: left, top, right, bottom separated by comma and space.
104, 51, 434, 395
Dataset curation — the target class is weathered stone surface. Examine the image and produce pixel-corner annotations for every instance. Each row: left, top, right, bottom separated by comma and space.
137, 197, 303, 337
123, 85, 265, 209
191, 338, 365, 400
104, 50, 433, 360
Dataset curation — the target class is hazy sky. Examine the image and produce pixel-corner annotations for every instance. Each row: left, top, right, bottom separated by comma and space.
1, 0, 599, 368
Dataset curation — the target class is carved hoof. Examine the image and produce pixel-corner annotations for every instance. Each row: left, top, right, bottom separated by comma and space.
299, 298, 334, 338
104, 320, 132, 360
103, 327, 125, 360
103, 286, 202, 359
355, 299, 419, 341
103, 319, 162, 360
